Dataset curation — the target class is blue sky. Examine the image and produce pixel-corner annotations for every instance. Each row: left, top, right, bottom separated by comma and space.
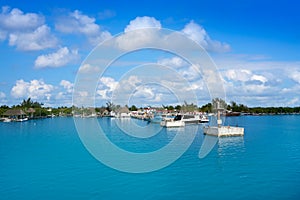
0, 0, 300, 107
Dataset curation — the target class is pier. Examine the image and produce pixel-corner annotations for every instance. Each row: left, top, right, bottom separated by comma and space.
203, 126, 244, 137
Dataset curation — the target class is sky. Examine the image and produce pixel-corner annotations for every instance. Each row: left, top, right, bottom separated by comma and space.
0, 0, 300, 107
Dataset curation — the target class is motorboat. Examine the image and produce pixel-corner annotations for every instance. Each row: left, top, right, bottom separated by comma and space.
3, 118, 12, 122
160, 116, 185, 128
174, 114, 209, 124
199, 114, 209, 123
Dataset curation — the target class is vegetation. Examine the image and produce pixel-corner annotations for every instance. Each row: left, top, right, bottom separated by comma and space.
1, 98, 300, 117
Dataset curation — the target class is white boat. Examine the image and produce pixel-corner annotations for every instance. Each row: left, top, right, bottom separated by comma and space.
16, 117, 28, 122
174, 114, 209, 124
3, 118, 12, 122
160, 117, 185, 128
199, 114, 209, 123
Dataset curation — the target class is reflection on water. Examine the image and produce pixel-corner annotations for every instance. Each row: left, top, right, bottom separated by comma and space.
217, 136, 245, 157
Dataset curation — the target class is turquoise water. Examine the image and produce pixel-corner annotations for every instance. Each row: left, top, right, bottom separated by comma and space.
0, 116, 299, 199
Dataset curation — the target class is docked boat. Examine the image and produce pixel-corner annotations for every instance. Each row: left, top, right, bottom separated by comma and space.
3, 118, 12, 122
16, 117, 28, 122
174, 114, 209, 124
199, 114, 209, 123
223, 111, 241, 116
160, 117, 185, 128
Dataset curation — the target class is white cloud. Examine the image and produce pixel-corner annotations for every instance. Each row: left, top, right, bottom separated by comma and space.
60, 80, 73, 93
116, 16, 162, 50
55, 10, 111, 45
288, 69, 300, 84
287, 97, 299, 105
97, 77, 118, 99
181, 64, 202, 81
224, 69, 252, 82
182, 21, 230, 52
117, 17, 230, 53
11, 79, 54, 100
132, 85, 164, 103
34, 47, 78, 68
0, 7, 58, 51
54, 80, 74, 106
78, 63, 100, 73
124, 16, 161, 32
157, 57, 188, 68
224, 69, 268, 84
133, 86, 154, 98
251, 74, 268, 84
116, 29, 160, 50
99, 77, 118, 91
119, 75, 142, 90
0, 6, 44, 32
9, 25, 58, 51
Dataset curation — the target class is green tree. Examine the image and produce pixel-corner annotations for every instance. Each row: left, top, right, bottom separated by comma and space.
200, 103, 212, 113
212, 98, 227, 111
129, 105, 138, 111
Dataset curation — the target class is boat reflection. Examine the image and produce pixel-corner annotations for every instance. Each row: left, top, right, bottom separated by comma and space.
217, 136, 245, 157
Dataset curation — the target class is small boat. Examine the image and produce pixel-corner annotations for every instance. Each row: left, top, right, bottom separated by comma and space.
199, 114, 209, 123
223, 111, 241, 116
3, 118, 12, 122
175, 114, 209, 124
16, 117, 28, 122
160, 117, 185, 128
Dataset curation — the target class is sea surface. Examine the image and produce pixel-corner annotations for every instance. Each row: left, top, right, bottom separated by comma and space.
0, 115, 299, 199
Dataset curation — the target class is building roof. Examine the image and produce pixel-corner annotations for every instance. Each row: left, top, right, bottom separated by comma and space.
3, 109, 26, 116
117, 107, 130, 113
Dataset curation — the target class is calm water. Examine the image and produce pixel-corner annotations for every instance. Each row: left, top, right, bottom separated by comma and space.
0, 115, 299, 199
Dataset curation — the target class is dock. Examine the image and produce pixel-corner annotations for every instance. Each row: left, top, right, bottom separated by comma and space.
203, 126, 244, 137
203, 103, 244, 137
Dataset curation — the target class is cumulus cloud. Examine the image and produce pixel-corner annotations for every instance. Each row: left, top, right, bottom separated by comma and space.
0, 6, 44, 33
251, 74, 268, 84
8, 25, 57, 51
0, 7, 57, 51
117, 17, 230, 53
11, 79, 53, 100
288, 69, 300, 84
97, 77, 118, 99
157, 57, 188, 68
55, 10, 111, 45
54, 80, 74, 106
224, 69, 269, 84
224, 69, 252, 82
60, 80, 73, 93
124, 16, 161, 32
182, 21, 230, 52
34, 47, 78, 68
115, 16, 163, 50
78, 63, 100, 73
